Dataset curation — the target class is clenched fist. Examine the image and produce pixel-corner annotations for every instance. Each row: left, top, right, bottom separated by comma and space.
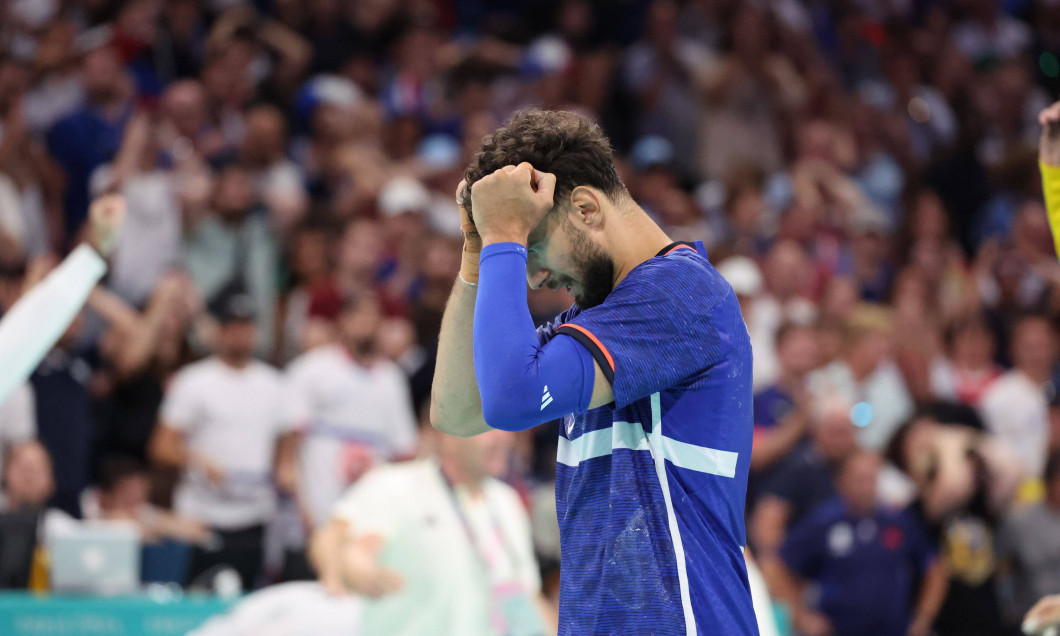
1040, 100, 1060, 166
88, 194, 127, 257
469, 162, 557, 246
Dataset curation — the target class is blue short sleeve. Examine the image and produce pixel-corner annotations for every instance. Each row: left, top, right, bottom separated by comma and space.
556, 249, 742, 408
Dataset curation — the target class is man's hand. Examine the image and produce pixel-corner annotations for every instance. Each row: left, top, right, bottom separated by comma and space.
794, 610, 834, 636
192, 455, 226, 487
1040, 101, 1060, 166
908, 613, 933, 636
456, 179, 481, 253
469, 163, 556, 246
87, 194, 127, 257
456, 178, 483, 285
1024, 594, 1060, 635
340, 533, 404, 598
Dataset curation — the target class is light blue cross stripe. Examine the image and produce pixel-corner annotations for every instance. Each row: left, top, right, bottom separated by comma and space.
556, 418, 738, 478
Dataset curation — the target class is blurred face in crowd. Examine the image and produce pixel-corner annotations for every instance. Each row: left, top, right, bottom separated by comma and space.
201, 41, 253, 107
339, 295, 382, 356
1011, 317, 1056, 380
764, 241, 810, 301
99, 472, 150, 516
213, 166, 255, 221
439, 429, 515, 485
838, 451, 880, 516
949, 315, 995, 368
82, 46, 125, 103
376, 317, 416, 363
422, 236, 461, 285
242, 105, 287, 166
821, 277, 858, 320
216, 319, 257, 364
34, 21, 77, 75
290, 228, 331, 282
812, 403, 858, 463
3, 441, 55, 510
116, 0, 160, 45
1013, 201, 1054, 259
726, 188, 766, 237
340, 219, 384, 278
910, 190, 948, 243
776, 325, 820, 379
162, 80, 207, 139
846, 323, 892, 376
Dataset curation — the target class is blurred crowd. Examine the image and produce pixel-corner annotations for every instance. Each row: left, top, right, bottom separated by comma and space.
2, 0, 1060, 634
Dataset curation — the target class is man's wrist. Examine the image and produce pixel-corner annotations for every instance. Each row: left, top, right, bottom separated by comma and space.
480, 233, 528, 247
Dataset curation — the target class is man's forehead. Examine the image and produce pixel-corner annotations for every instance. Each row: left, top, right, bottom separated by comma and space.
527, 210, 562, 247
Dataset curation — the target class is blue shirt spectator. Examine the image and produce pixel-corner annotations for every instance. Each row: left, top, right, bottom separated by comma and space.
46, 44, 135, 242
779, 451, 945, 636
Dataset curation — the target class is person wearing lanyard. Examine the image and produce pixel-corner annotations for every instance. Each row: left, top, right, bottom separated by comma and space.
309, 421, 550, 636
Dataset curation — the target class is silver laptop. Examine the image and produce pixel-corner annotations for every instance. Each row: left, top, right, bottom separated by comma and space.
48, 522, 140, 595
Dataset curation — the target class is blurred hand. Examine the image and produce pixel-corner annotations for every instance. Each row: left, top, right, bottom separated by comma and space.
455, 179, 481, 253
193, 456, 226, 487
21, 253, 59, 296
1024, 595, 1060, 635
469, 163, 556, 246
908, 614, 933, 636
1039, 101, 1060, 166
87, 194, 127, 257
794, 610, 834, 636
341, 533, 404, 599
274, 458, 298, 496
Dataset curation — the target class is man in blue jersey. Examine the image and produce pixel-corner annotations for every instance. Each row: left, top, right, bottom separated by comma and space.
430, 110, 757, 635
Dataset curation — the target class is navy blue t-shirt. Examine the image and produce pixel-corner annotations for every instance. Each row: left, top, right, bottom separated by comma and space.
757, 440, 838, 530
781, 497, 937, 636
30, 350, 95, 518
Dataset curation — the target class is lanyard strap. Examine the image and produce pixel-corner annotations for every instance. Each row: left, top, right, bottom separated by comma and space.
437, 466, 521, 578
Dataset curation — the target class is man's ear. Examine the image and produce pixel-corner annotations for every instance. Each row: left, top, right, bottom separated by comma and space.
568, 186, 604, 229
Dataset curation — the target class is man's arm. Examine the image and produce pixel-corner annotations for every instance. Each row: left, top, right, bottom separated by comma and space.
274, 431, 300, 496
0, 195, 125, 404
148, 424, 225, 486
430, 181, 491, 437
309, 518, 403, 598
909, 560, 948, 636
309, 518, 351, 595
467, 165, 613, 432
769, 559, 834, 636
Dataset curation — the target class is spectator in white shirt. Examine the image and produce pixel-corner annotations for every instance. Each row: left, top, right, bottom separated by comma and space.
309, 422, 549, 636
150, 292, 298, 590
807, 304, 913, 452
286, 291, 418, 532
979, 314, 1055, 482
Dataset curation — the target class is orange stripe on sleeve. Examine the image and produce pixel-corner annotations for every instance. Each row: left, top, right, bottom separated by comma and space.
559, 323, 615, 372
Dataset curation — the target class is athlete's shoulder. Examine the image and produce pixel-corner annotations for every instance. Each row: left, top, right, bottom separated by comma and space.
608, 246, 734, 314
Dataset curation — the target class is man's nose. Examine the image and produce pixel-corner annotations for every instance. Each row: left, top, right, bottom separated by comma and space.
527, 266, 551, 290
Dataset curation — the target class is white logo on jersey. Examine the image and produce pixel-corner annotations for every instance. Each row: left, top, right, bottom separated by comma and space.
541, 385, 553, 410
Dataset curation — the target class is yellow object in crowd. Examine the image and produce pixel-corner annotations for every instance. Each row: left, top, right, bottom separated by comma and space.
1040, 160, 1060, 258
28, 546, 49, 593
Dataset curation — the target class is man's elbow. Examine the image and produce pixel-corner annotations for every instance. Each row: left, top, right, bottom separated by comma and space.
428, 399, 482, 438
480, 394, 537, 433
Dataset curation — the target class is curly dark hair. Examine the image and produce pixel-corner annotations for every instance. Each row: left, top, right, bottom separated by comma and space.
460, 109, 627, 221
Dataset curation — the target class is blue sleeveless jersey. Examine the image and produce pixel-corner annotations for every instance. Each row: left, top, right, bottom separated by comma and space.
537, 242, 758, 635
